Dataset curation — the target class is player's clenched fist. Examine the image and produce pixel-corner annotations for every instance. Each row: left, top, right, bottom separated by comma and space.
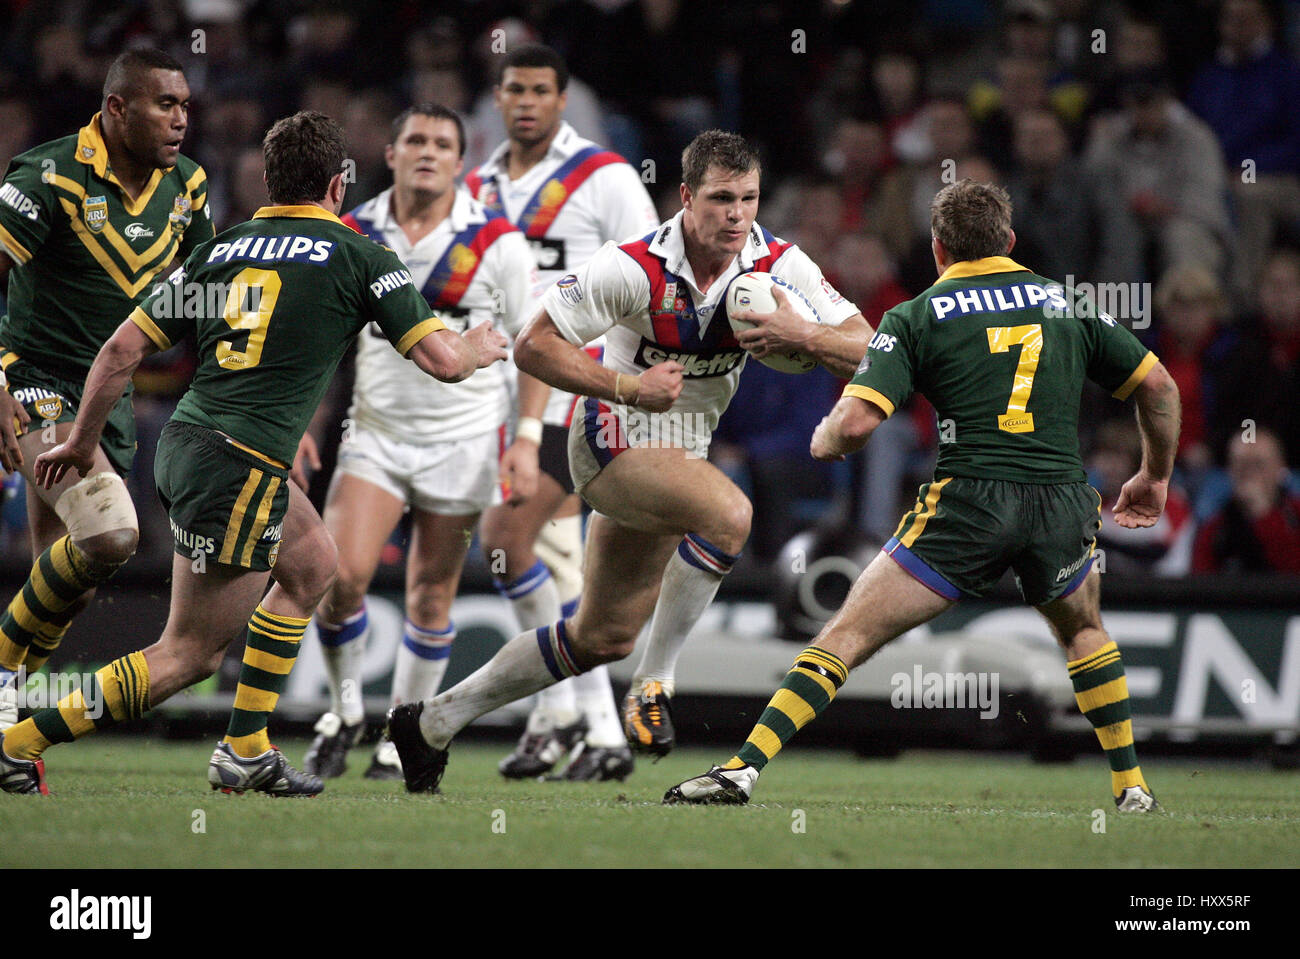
464, 321, 510, 368
630, 361, 683, 412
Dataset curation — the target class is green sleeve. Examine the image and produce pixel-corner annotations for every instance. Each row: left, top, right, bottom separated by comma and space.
1084, 311, 1157, 400
176, 165, 215, 261
0, 154, 59, 265
361, 246, 447, 356
842, 307, 916, 417
130, 267, 193, 350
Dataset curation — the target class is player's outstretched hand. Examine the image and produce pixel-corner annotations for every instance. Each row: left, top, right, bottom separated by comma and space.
464, 322, 509, 369
635, 361, 683, 412
734, 286, 808, 358
34, 435, 96, 490
1113, 472, 1168, 529
0, 390, 30, 475
290, 432, 321, 491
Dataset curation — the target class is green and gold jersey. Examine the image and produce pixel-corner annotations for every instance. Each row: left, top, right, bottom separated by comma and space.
131, 205, 447, 465
846, 257, 1156, 484
0, 113, 214, 377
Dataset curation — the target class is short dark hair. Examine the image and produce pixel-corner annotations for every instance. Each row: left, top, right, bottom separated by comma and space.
930, 178, 1013, 262
262, 111, 348, 205
102, 47, 184, 105
681, 130, 761, 193
497, 43, 569, 91
390, 103, 466, 157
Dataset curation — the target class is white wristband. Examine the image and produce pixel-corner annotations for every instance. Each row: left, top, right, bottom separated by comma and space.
0, 367, 7, 390
515, 417, 544, 445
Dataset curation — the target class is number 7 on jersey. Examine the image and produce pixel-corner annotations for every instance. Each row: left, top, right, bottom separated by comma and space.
986, 323, 1042, 434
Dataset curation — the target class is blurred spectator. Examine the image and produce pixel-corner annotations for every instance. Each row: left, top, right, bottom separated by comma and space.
1089, 420, 1194, 576
462, 18, 610, 173
191, 93, 264, 228
969, 53, 1088, 162
1210, 248, 1300, 464
217, 145, 267, 232
1084, 71, 1232, 284
821, 117, 891, 233
1151, 264, 1238, 477
29, 24, 103, 141
343, 88, 399, 202
1187, 0, 1300, 309
0, 95, 35, 172
1005, 107, 1093, 281
1193, 428, 1300, 572
1090, 10, 1170, 115
871, 50, 927, 163
874, 97, 978, 262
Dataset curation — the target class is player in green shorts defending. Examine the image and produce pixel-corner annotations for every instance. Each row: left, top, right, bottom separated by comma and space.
666, 179, 1180, 812
0, 111, 507, 795
0, 49, 215, 728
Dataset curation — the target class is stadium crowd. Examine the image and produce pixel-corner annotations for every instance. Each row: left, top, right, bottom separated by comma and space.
0, 0, 1297, 577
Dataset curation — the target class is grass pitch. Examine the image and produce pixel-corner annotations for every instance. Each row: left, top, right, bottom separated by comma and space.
3, 736, 1296, 869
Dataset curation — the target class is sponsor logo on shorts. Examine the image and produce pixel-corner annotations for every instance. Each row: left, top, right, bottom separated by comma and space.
268, 541, 280, 567
11, 386, 63, 413
261, 522, 283, 541
634, 338, 744, 377
170, 518, 215, 554
34, 396, 63, 420
1055, 549, 1092, 583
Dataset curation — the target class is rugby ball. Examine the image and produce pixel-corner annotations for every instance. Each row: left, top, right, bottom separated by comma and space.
725, 272, 822, 373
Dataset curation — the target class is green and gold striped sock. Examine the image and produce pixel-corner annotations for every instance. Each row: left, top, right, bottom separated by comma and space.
1069, 640, 1149, 798
4, 651, 151, 761
723, 646, 849, 772
0, 536, 97, 671
223, 606, 309, 758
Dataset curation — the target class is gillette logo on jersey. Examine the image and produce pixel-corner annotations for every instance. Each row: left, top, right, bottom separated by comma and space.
618, 223, 794, 378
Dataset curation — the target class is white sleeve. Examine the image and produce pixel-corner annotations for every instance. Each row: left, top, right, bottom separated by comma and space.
539, 241, 648, 346
486, 230, 541, 339
594, 163, 660, 244
771, 246, 861, 327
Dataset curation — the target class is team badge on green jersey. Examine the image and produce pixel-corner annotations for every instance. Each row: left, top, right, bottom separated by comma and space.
83, 195, 108, 233
170, 194, 192, 235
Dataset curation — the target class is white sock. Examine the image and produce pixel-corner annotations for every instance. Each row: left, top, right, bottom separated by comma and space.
572, 665, 623, 747
420, 620, 582, 748
496, 558, 562, 632
391, 620, 454, 707
316, 608, 368, 725
632, 534, 738, 696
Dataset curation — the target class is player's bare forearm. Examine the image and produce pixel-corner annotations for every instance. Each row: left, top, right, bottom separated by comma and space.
811, 395, 885, 461
1133, 361, 1181, 482
73, 321, 158, 449
803, 314, 874, 379
409, 323, 507, 382
516, 370, 551, 421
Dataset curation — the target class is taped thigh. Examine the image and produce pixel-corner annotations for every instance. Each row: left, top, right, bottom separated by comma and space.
54, 471, 139, 540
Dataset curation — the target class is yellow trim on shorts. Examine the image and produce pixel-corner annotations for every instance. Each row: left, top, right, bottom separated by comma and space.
1112, 352, 1158, 401
239, 476, 282, 567
842, 384, 895, 418
899, 477, 953, 549
224, 435, 289, 470
219, 470, 263, 565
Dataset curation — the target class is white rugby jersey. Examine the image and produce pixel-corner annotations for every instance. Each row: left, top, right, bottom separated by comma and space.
342, 187, 538, 442
540, 211, 860, 437
465, 122, 658, 425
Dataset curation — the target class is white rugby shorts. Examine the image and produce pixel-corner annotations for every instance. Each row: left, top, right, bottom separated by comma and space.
566, 399, 712, 493
334, 424, 504, 515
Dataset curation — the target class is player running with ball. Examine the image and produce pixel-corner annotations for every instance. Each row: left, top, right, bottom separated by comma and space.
385, 130, 872, 793
666, 179, 1175, 812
